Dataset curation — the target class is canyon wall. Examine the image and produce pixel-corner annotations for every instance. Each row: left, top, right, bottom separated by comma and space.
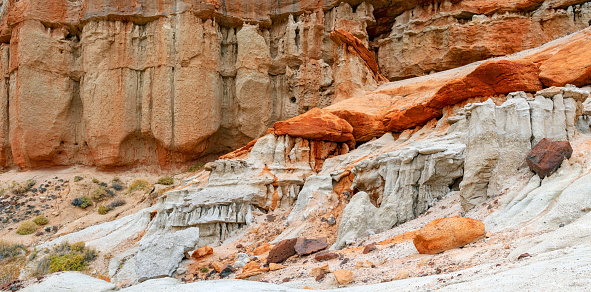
0, 0, 589, 170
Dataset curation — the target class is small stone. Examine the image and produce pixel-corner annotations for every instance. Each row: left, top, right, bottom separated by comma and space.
362, 243, 376, 254
485, 232, 492, 238
504, 246, 511, 249
234, 253, 249, 269
211, 261, 224, 273
315, 251, 338, 262
327, 215, 336, 225
304, 286, 312, 290
241, 261, 260, 273
269, 263, 285, 271
35, 231, 43, 236
282, 277, 291, 283
176, 267, 187, 275
393, 271, 409, 280
310, 264, 330, 277
517, 253, 532, 260
333, 269, 354, 285
355, 260, 372, 268
236, 244, 244, 249
315, 274, 325, 281
220, 265, 235, 278
559, 223, 565, 227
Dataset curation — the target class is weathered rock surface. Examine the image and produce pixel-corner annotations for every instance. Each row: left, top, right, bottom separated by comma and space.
267, 238, 297, 264
527, 138, 573, 178
413, 217, 486, 254
0, 0, 380, 170
294, 237, 328, 256
135, 227, 200, 281
20, 272, 116, 292
273, 108, 355, 145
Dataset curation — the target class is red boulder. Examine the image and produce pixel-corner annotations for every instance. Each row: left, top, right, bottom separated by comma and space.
526, 138, 573, 179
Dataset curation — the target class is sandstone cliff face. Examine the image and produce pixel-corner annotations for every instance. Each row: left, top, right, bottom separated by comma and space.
0, 0, 590, 170
0, 0, 379, 170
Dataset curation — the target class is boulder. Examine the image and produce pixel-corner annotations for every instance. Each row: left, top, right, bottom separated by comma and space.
294, 237, 328, 256
273, 108, 355, 145
267, 238, 297, 264
190, 245, 213, 259
526, 138, 573, 179
413, 217, 485, 254
334, 269, 354, 284
135, 227, 200, 281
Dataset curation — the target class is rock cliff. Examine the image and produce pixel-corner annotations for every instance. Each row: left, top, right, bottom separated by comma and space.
0, 0, 589, 170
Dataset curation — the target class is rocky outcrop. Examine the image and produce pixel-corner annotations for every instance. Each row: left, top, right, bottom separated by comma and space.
135, 227, 200, 281
413, 217, 485, 254
376, 1, 591, 81
0, 0, 379, 170
273, 108, 355, 145
526, 138, 573, 178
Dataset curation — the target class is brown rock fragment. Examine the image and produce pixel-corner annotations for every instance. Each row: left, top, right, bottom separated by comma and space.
267, 238, 297, 264
413, 217, 485, 254
526, 138, 573, 179
294, 237, 328, 256
362, 243, 376, 254
253, 243, 272, 256
315, 251, 339, 262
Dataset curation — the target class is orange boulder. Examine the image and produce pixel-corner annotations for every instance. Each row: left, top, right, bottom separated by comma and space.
413, 217, 485, 254
273, 108, 355, 145
191, 245, 213, 259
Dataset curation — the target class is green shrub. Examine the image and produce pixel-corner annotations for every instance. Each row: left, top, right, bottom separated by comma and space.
97, 206, 110, 215
128, 179, 151, 192
74, 176, 84, 182
49, 254, 87, 273
201, 267, 209, 273
91, 187, 108, 202
70, 242, 85, 252
157, 176, 174, 185
72, 196, 92, 209
16, 221, 37, 235
91, 178, 100, 184
33, 215, 48, 226
112, 177, 121, 183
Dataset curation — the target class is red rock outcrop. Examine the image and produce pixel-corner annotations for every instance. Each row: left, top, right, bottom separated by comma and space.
526, 138, 573, 179
273, 108, 355, 145
413, 217, 486, 254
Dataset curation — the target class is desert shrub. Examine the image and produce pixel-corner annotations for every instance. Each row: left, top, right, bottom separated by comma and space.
73, 176, 83, 182
34, 242, 97, 276
112, 177, 121, 183
0, 242, 26, 261
33, 215, 48, 226
49, 254, 87, 273
16, 221, 37, 235
71, 196, 92, 209
91, 178, 100, 184
157, 176, 174, 185
0, 242, 28, 288
187, 163, 205, 172
97, 206, 110, 215
111, 182, 123, 191
11, 180, 36, 195
107, 199, 126, 209
70, 242, 85, 252
128, 179, 151, 192
201, 267, 209, 273
91, 187, 108, 202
